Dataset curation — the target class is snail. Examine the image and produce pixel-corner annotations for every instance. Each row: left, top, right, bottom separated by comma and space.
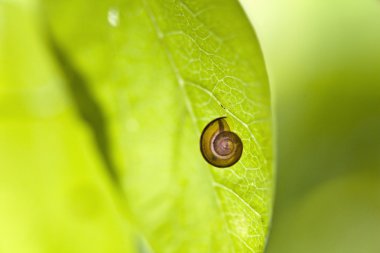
200, 117, 243, 168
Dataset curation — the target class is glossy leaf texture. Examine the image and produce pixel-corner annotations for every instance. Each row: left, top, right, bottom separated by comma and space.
2, 0, 273, 252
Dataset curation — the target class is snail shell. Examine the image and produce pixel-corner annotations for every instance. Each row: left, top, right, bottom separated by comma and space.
200, 117, 243, 168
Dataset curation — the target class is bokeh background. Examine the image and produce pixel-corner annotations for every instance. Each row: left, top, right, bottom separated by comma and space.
242, 0, 380, 252
1, 0, 380, 252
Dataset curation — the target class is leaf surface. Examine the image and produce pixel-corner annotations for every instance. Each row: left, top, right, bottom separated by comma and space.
44, 0, 273, 252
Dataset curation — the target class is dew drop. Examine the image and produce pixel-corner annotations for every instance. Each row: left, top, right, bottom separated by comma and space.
107, 7, 120, 27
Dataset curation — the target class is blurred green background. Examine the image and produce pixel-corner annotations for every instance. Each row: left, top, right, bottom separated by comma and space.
1, 0, 380, 252
242, 0, 380, 252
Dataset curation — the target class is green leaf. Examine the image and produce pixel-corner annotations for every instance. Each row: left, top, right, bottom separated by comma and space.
2, 0, 273, 252
0, 1, 135, 253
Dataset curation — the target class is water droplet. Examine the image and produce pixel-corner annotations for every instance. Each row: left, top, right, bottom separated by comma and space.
107, 7, 119, 27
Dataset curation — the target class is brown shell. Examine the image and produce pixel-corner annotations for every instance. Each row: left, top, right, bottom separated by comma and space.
200, 117, 243, 168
